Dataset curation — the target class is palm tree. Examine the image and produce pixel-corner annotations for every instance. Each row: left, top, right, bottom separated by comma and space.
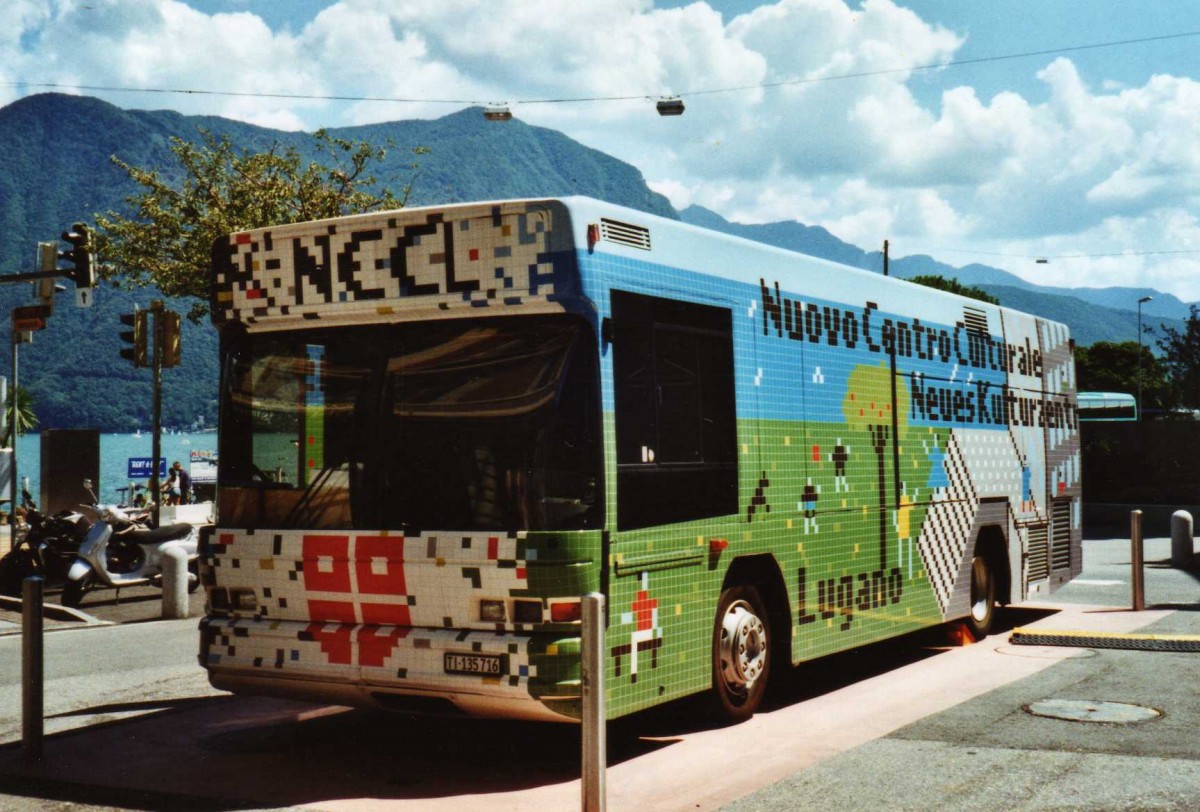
2, 386, 37, 448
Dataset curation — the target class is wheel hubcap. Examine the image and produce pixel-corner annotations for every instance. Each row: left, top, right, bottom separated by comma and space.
718, 600, 767, 694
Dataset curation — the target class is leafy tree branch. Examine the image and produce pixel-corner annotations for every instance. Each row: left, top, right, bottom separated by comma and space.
95, 129, 427, 320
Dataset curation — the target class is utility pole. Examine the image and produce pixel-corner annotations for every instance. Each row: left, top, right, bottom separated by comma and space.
883, 239, 890, 277
151, 301, 164, 527
120, 300, 179, 526
4, 228, 96, 528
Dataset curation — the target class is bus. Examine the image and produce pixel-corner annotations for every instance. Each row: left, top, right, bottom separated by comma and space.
199, 197, 1081, 723
1077, 391, 1137, 421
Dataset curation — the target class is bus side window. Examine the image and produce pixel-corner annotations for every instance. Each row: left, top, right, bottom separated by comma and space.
612, 290, 737, 530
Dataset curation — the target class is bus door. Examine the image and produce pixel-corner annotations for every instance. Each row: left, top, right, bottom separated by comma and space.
605, 288, 741, 701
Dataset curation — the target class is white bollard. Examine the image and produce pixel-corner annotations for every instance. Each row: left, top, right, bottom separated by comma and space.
161, 546, 189, 619
1171, 510, 1194, 569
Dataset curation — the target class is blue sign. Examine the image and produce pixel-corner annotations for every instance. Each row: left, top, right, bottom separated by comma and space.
127, 457, 166, 478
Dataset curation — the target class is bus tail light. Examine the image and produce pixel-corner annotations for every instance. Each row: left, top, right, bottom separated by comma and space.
231, 588, 257, 612
514, 599, 543, 623
479, 599, 507, 622
209, 587, 230, 613
550, 600, 581, 623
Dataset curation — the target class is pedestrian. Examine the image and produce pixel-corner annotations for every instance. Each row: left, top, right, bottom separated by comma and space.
172, 460, 192, 505
161, 470, 181, 506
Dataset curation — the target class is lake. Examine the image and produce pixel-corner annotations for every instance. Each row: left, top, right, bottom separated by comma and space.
13, 431, 217, 504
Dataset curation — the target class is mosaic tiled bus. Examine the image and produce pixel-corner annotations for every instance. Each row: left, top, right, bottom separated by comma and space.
201, 197, 1080, 722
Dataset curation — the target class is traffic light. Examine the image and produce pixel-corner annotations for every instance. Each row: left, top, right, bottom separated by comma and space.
59, 222, 95, 290
119, 308, 148, 367
160, 310, 181, 368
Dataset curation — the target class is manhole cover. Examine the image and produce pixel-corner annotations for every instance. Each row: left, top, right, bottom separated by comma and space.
1025, 699, 1161, 724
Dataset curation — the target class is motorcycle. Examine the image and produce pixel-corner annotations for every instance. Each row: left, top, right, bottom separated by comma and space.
62, 480, 201, 608
0, 502, 93, 597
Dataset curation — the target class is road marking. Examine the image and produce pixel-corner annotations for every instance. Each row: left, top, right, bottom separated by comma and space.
1071, 579, 1125, 586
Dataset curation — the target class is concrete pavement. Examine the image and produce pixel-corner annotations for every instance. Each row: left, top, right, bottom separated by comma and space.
727, 536, 1200, 812
0, 535, 1195, 811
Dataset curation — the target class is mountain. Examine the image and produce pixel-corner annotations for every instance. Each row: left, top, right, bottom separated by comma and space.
0, 93, 1189, 432
679, 205, 1189, 343
0, 94, 676, 432
679, 205, 877, 270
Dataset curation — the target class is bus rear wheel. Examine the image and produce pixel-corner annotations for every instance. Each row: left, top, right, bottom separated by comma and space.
965, 554, 996, 640
709, 584, 770, 723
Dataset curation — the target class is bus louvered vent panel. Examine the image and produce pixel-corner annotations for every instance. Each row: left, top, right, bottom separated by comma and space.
1027, 523, 1050, 584
600, 218, 652, 250
1051, 499, 1072, 571
963, 306, 990, 335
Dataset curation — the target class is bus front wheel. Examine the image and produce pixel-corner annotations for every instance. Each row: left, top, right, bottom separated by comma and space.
709, 584, 770, 723
965, 554, 996, 639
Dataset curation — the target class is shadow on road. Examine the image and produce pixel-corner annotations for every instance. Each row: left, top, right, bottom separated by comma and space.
0, 607, 1058, 810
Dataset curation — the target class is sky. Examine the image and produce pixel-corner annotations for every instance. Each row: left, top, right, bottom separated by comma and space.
5, 0, 1200, 303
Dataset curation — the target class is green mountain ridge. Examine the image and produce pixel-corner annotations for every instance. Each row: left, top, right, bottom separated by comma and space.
0, 94, 674, 432
0, 94, 1183, 431
678, 205, 1188, 340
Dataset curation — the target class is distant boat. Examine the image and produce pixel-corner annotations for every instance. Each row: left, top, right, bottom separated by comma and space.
133, 429, 142, 438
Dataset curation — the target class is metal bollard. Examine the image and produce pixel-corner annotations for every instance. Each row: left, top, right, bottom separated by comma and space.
1131, 510, 1145, 611
22, 575, 44, 766
161, 545, 189, 619
1171, 510, 1194, 569
581, 592, 606, 812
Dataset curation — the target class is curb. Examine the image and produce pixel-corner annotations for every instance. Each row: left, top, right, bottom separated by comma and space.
0, 593, 106, 630
1011, 626, 1200, 652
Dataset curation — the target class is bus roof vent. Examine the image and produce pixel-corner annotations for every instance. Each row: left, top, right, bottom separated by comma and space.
600, 218, 652, 251
963, 305, 990, 335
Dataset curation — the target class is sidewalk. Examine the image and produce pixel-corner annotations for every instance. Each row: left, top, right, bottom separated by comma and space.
0, 593, 106, 636
727, 536, 1200, 812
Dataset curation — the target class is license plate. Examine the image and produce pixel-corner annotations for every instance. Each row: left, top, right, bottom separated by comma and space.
444, 652, 502, 676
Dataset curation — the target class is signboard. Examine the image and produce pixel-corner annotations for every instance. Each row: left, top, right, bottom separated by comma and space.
189, 449, 218, 484
127, 457, 166, 479
12, 304, 49, 332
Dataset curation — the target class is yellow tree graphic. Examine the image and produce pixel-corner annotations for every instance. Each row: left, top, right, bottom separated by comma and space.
842, 362, 910, 570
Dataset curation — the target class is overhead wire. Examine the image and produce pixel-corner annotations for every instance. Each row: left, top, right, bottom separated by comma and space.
919, 248, 1200, 260
4, 29, 1200, 107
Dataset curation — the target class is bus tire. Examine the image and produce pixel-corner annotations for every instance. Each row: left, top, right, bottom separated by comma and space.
965, 553, 996, 639
709, 584, 771, 723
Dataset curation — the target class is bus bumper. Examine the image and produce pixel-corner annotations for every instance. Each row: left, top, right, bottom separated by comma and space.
199, 616, 582, 722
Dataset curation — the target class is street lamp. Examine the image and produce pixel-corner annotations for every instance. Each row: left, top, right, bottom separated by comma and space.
1137, 295, 1152, 421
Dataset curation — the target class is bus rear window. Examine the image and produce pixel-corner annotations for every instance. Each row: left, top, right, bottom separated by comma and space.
218, 316, 602, 533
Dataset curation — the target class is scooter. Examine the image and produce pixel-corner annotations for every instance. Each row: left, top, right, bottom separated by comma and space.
62, 480, 200, 608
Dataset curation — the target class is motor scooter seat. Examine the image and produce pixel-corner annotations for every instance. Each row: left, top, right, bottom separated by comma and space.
125, 523, 193, 546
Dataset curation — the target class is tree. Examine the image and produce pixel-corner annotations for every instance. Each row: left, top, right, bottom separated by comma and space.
1074, 341, 1175, 413
907, 275, 999, 305
1154, 304, 1200, 409
2, 386, 38, 448
96, 129, 427, 320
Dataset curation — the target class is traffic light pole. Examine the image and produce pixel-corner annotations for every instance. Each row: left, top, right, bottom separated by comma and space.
9, 333, 17, 530
151, 301, 163, 528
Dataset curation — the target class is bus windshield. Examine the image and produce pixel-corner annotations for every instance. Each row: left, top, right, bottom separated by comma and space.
217, 316, 602, 533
